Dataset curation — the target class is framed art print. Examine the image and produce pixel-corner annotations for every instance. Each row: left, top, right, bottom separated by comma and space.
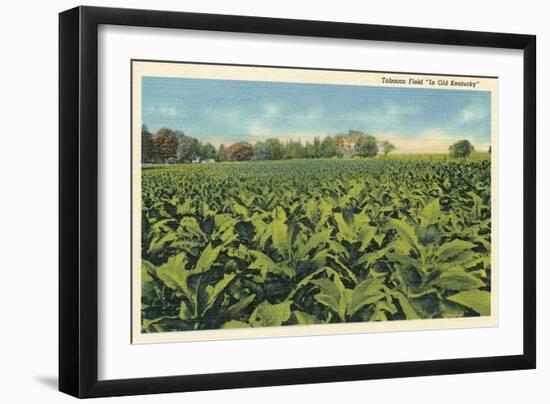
59, 6, 536, 398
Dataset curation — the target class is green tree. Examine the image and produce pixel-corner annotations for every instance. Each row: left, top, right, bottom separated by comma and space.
382, 141, 396, 156
141, 124, 153, 163
176, 133, 201, 162
201, 142, 216, 160
286, 140, 305, 159
254, 141, 268, 160
356, 135, 378, 157
314, 137, 322, 156
303, 137, 321, 158
304, 141, 313, 158
449, 139, 475, 158
226, 142, 254, 161
254, 139, 283, 160
264, 138, 284, 160
321, 135, 339, 158
216, 144, 226, 162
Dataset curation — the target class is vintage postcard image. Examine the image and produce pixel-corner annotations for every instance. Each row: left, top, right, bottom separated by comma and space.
132, 61, 497, 343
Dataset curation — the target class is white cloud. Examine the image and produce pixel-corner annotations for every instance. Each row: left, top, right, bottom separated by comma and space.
248, 122, 272, 138
308, 104, 418, 128
381, 104, 419, 121
261, 103, 281, 119
156, 105, 178, 117
303, 106, 324, 121
223, 109, 243, 128
460, 105, 487, 123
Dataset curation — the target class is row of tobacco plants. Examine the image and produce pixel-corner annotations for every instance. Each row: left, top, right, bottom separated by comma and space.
140, 158, 491, 333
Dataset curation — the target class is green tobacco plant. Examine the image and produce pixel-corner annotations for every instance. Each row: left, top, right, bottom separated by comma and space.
140, 158, 492, 331
142, 245, 236, 332
383, 198, 490, 318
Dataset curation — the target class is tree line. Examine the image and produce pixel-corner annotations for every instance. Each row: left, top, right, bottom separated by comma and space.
141, 125, 396, 163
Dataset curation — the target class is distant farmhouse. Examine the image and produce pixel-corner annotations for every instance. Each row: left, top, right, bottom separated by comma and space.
192, 157, 215, 164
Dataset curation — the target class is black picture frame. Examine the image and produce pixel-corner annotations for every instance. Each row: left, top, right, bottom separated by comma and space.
59, 5, 536, 398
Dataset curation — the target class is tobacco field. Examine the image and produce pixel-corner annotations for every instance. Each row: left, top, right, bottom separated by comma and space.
140, 158, 492, 333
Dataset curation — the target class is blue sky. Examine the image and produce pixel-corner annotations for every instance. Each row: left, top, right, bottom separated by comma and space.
142, 76, 491, 153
